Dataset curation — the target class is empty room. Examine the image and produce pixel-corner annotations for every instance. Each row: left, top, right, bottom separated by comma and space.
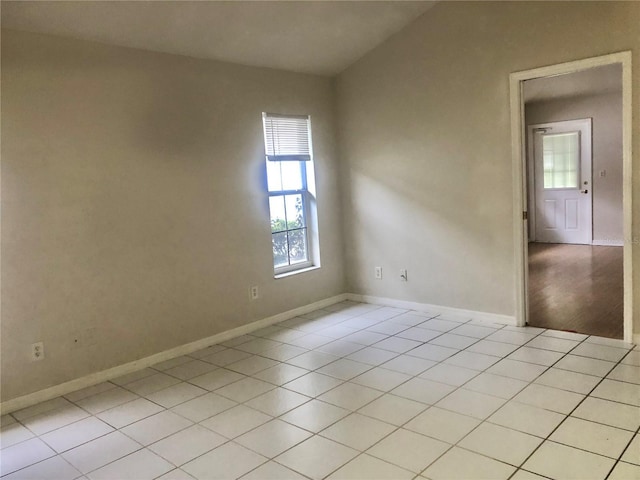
1, 2, 639, 480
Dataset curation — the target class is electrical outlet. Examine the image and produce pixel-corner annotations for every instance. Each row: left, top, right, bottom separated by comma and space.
400, 269, 408, 281
31, 342, 45, 361
375, 267, 382, 279
250, 285, 259, 300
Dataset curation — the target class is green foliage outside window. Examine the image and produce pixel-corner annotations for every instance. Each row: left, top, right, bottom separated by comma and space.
271, 196, 307, 267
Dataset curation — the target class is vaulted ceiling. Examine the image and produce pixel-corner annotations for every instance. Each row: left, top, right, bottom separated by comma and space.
1, 1, 436, 76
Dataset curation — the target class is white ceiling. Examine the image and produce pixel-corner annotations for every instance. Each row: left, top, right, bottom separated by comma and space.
524, 64, 622, 103
1, 1, 436, 76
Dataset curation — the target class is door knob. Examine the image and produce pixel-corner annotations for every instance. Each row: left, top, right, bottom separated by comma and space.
580, 189, 588, 194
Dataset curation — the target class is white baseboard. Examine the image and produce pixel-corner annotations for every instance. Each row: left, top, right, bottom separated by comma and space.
0, 293, 348, 414
2, 291, 632, 414
592, 240, 624, 247
348, 293, 638, 344
346, 293, 517, 326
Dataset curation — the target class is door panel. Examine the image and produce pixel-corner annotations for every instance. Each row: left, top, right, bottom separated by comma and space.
565, 199, 578, 230
543, 200, 556, 229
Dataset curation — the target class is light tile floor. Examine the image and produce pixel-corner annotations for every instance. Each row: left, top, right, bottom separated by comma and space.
1, 301, 639, 479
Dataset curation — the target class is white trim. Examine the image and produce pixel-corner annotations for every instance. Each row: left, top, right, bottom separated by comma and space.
511, 72, 528, 327
0, 293, 348, 414
346, 293, 517, 327
510, 51, 634, 342
275, 265, 320, 279
592, 240, 624, 247
621, 54, 634, 345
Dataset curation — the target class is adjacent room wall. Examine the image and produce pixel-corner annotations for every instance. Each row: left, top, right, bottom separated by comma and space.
336, 2, 639, 329
1, 29, 346, 401
526, 92, 624, 245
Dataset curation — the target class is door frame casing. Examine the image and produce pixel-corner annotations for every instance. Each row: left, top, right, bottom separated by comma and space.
509, 51, 633, 342
527, 118, 593, 244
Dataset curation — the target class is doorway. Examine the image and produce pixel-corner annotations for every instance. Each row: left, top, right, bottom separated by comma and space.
509, 52, 633, 343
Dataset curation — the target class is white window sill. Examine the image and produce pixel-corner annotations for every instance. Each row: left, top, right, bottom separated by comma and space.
275, 265, 320, 279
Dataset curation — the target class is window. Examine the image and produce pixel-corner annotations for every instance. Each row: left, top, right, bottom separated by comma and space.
543, 132, 580, 189
262, 113, 319, 274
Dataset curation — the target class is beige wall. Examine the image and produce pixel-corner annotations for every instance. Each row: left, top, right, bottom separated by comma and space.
336, 1, 639, 329
3, 1, 640, 404
526, 92, 623, 244
1, 30, 346, 401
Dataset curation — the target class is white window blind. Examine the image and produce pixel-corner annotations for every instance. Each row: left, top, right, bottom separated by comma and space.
263, 113, 311, 161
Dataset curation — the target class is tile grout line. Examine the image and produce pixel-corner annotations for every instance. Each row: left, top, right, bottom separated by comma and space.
137, 328, 638, 480
257, 317, 535, 478
180, 307, 466, 479
504, 337, 637, 480
203, 305, 418, 480
602, 346, 640, 480
84, 303, 399, 479
0, 304, 384, 477
409, 328, 636, 478
410, 329, 558, 478
1, 302, 636, 480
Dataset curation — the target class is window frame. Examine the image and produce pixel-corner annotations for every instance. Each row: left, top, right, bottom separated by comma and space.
262, 113, 318, 276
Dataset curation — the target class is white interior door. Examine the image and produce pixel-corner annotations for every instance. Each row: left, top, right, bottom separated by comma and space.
530, 119, 592, 244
